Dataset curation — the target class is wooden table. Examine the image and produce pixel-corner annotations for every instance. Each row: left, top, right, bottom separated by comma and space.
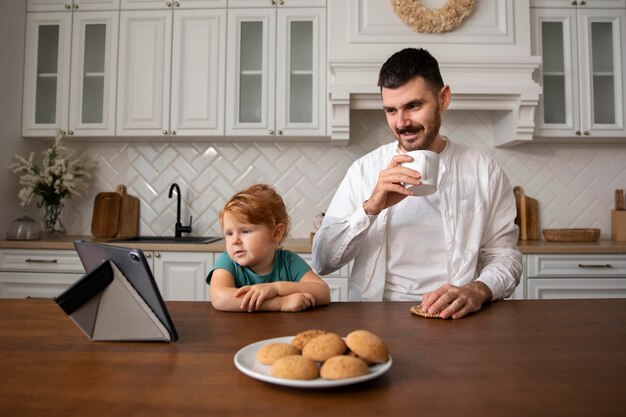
1, 299, 625, 417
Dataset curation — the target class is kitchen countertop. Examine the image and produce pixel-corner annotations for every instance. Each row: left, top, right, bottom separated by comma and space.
1, 236, 626, 254
1, 298, 625, 417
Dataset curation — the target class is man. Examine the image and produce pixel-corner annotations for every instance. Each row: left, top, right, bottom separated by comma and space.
312, 48, 522, 319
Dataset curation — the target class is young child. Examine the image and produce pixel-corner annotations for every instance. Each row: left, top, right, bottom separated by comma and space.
207, 183, 331, 312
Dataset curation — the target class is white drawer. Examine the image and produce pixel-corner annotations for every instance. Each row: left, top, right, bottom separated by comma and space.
526, 254, 626, 278
0, 249, 85, 273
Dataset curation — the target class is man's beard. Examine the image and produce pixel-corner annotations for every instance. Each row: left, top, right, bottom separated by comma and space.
396, 107, 441, 152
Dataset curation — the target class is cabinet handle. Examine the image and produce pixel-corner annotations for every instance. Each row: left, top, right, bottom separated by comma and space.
145, 253, 152, 259
73, 2, 78, 9
67, 130, 74, 136
65, 3, 71, 9
170, 130, 176, 135
175, 1, 180, 6
25, 259, 58, 264
155, 253, 161, 258
579, 0, 586, 5
278, 0, 284, 4
278, 129, 283, 135
575, 130, 581, 136
162, 130, 168, 135
571, 0, 577, 5
578, 264, 612, 268
268, 129, 274, 135
166, 1, 172, 7
271, 0, 276, 5
583, 131, 590, 136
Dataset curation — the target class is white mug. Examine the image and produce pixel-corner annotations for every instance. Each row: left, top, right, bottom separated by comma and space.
401, 150, 440, 196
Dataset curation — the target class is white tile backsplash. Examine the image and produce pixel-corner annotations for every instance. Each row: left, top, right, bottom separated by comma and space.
65, 110, 626, 240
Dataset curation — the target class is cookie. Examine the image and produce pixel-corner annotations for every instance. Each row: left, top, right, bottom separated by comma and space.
271, 355, 319, 380
410, 304, 442, 319
301, 333, 346, 362
320, 355, 370, 380
256, 342, 301, 365
291, 329, 328, 351
345, 330, 389, 364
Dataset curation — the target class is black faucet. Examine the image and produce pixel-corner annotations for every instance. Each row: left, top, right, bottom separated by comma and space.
168, 183, 192, 238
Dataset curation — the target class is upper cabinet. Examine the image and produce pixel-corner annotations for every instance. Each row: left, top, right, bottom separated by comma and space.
22, 2, 119, 137
120, 0, 225, 10
27, 0, 120, 12
226, 1, 326, 137
116, 4, 226, 136
531, 1, 626, 139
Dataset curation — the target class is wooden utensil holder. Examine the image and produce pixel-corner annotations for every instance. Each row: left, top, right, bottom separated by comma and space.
611, 210, 626, 242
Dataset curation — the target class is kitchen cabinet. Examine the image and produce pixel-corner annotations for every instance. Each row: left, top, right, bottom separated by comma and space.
27, 0, 120, 12
22, 7, 119, 137
0, 249, 84, 298
524, 254, 626, 299
116, 5, 226, 136
225, 3, 326, 137
299, 253, 348, 302
145, 251, 213, 301
531, 2, 626, 139
120, 0, 225, 9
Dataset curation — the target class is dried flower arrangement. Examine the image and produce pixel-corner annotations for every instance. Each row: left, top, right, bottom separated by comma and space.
391, 0, 476, 33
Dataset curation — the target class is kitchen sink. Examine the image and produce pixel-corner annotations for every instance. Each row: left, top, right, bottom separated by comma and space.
108, 236, 222, 244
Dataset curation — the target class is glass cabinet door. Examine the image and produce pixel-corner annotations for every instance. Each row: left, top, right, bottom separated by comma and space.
226, 9, 275, 136
578, 9, 626, 137
69, 11, 118, 136
531, 8, 580, 137
22, 12, 72, 136
276, 8, 325, 136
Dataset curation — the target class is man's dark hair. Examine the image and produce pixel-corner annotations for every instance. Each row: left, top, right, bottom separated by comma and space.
377, 48, 444, 93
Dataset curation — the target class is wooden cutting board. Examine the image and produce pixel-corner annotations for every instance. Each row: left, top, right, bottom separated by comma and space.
513, 186, 540, 240
115, 185, 140, 238
91, 192, 121, 238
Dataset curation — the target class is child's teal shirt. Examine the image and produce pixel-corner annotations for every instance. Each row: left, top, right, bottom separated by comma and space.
206, 249, 311, 287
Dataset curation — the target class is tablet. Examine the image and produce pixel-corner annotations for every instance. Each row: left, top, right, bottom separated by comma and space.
68, 240, 178, 342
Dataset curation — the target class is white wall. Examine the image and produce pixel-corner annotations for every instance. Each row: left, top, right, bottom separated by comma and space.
0, 2, 44, 238
62, 109, 626, 240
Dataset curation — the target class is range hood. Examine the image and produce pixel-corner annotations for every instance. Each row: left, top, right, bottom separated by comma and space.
328, 55, 542, 147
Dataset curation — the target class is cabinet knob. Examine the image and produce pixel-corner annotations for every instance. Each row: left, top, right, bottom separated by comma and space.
579, 0, 586, 5
278, 0, 284, 4
67, 130, 74, 136
571, 0, 577, 5
268, 129, 274, 135
271, 0, 276, 5
170, 130, 176, 135
65, 3, 71, 9
166, 1, 172, 7
175, 1, 180, 6
155, 253, 161, 258
575, 130, 581, 136
145, 253, 151, 259
278, 129, 283, 135
73, 2, 78, 9
583, 130, 590, 136
162, 130, 168, 135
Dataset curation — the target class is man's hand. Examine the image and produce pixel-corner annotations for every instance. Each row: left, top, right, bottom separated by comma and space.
421, 282, 492, 319
363, 154, 421, 215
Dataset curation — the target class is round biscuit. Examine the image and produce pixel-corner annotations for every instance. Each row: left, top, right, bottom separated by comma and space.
271, 355, 319, 380
320, 355, 369, 380
301, 333, 346, 362
291, 329, 328, 351
256, 342, 301, 365
345, 330, 389, 364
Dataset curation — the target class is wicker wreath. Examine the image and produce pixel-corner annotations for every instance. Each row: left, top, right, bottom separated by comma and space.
391, 0, 476, 33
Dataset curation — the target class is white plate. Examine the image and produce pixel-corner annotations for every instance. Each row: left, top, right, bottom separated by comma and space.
233, 336, 392, 388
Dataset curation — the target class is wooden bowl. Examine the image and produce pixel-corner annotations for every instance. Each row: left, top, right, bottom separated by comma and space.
542, 228, 600, 242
